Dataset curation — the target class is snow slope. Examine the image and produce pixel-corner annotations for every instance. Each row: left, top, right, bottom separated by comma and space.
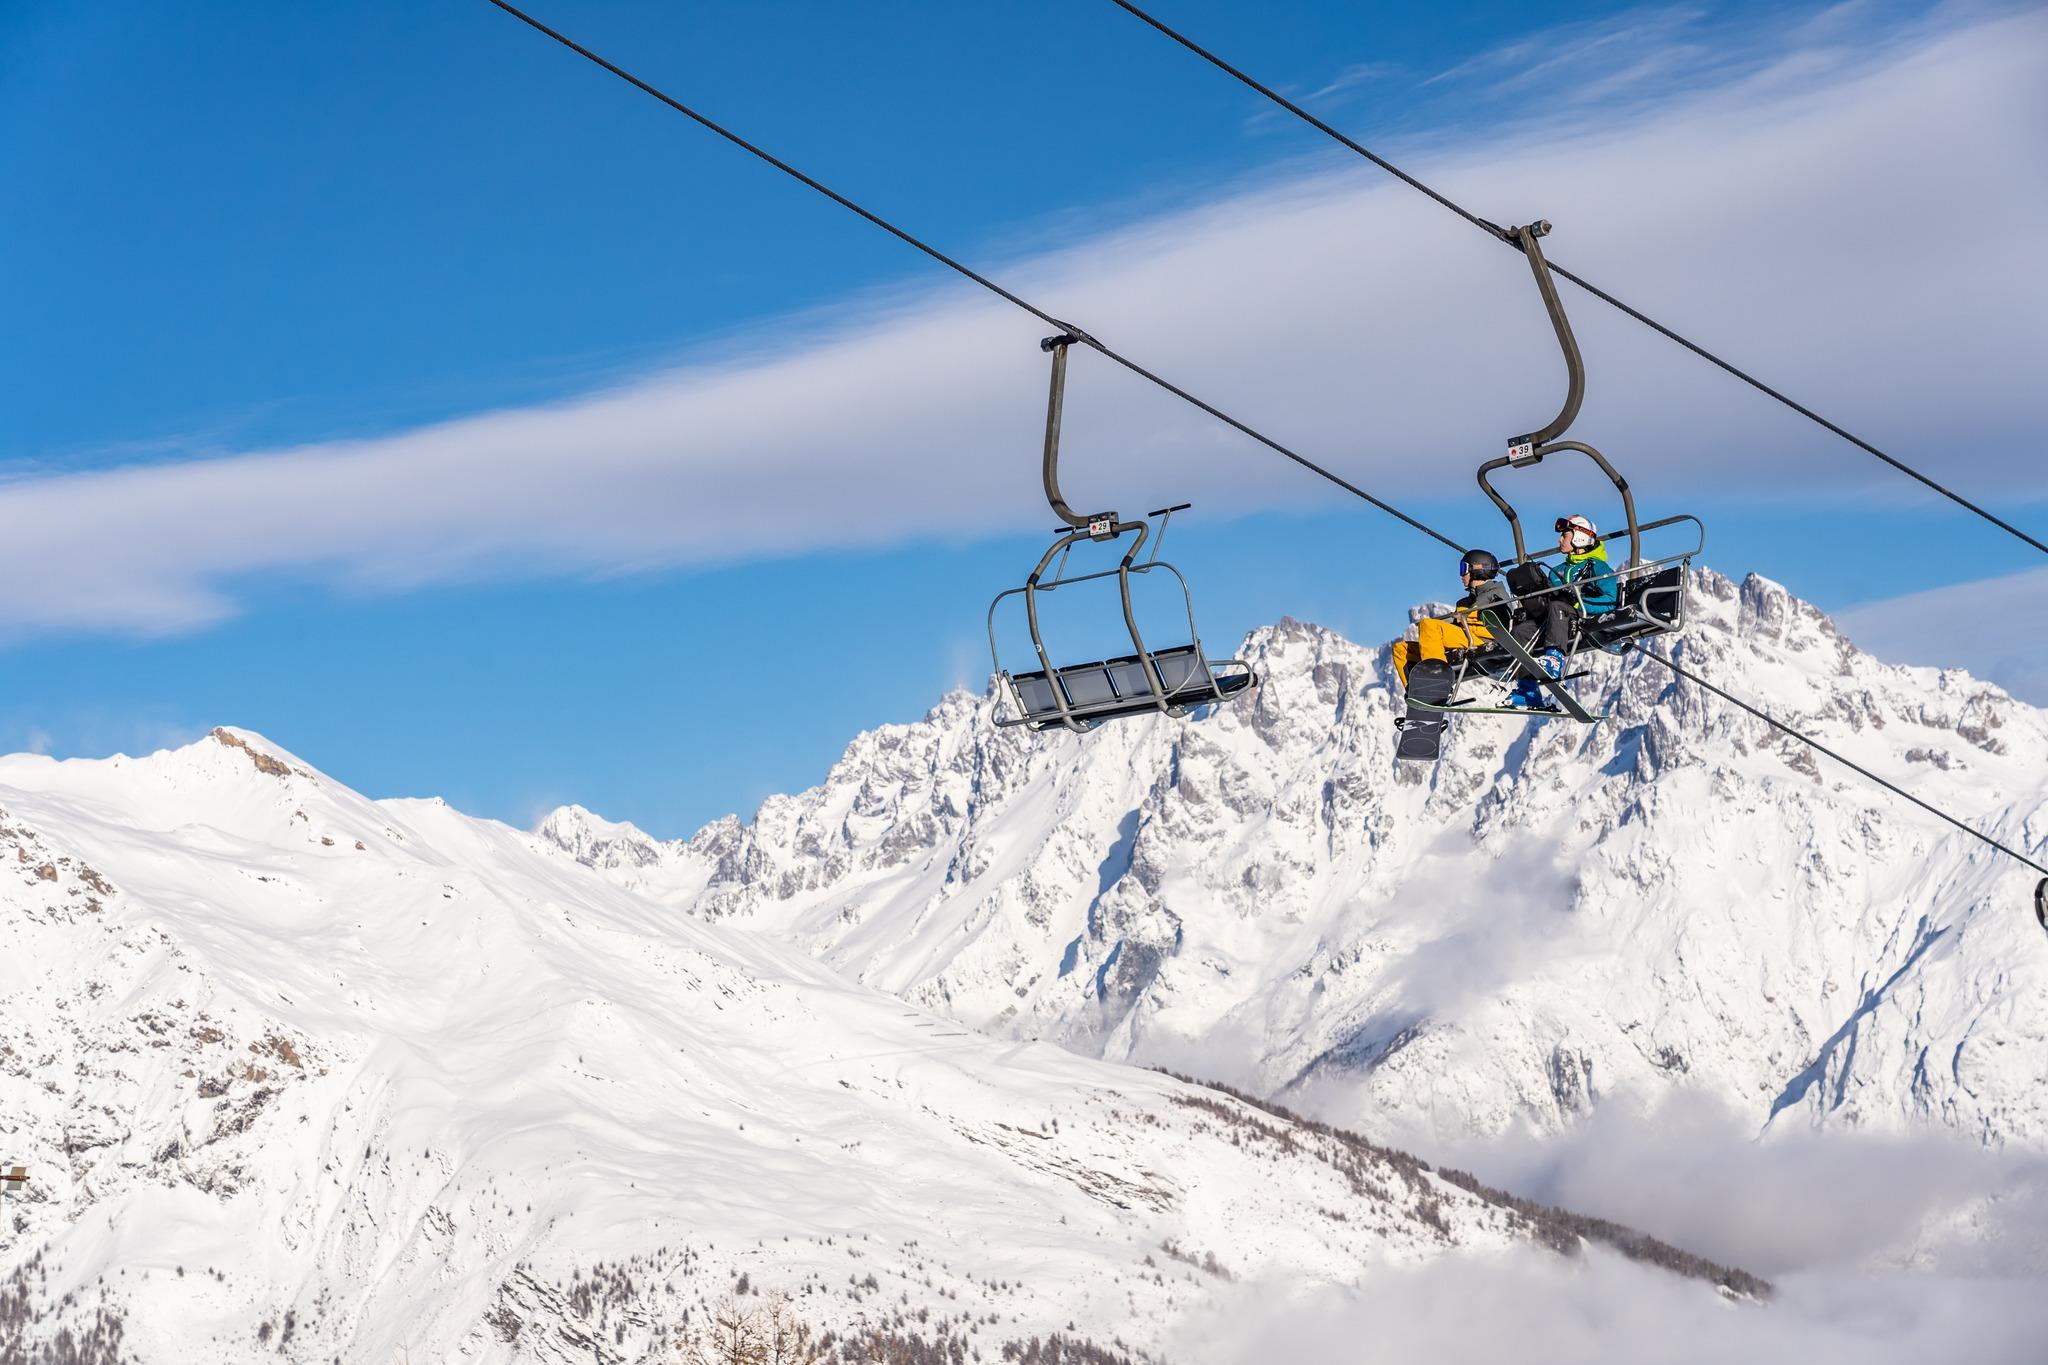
540, 571, 2048, 1148
0, 729, 1736, 1362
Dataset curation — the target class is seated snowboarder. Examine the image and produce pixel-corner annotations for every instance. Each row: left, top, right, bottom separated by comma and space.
1505, 513, 1619, 709
1392, 550, 1506, 761
1391, 549, 1502, 688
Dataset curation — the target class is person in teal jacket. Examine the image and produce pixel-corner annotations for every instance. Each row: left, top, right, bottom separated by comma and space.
1506, 513, 1618, 709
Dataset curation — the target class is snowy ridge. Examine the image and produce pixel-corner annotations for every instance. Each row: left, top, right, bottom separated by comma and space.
541, 570, 2048, 1147
0, 728, 1746, 1361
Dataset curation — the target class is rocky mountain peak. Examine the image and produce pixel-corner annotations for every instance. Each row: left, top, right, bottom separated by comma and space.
537, 568, 2048, 1149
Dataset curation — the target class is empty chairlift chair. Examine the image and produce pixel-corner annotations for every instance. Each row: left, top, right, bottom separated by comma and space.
986, 335, 1256, 734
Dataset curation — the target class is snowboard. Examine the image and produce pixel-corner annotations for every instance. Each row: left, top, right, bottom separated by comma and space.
1396, 660, 1454, 761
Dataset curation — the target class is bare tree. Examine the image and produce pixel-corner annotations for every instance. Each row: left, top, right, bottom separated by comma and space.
678, 1290, 823, 1365
758, 1293, 826, 1365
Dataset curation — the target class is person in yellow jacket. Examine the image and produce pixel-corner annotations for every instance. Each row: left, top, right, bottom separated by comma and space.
1391, 549, 1502, 688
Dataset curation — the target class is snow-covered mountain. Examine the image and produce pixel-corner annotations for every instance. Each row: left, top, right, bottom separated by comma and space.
0, 728, 1753, 1362
540, 570, 2048, 1149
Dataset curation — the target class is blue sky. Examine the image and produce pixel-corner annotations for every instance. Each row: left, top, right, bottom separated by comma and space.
3, 0, 2043, 836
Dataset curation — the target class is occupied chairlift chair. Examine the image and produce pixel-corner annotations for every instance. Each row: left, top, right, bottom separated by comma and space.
987, 335, 1256, 733
1450, 221, 1704, 702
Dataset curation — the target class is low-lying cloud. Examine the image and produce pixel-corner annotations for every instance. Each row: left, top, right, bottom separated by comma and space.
1430, 1089, 2048, 1279
1179, 1248, 2048, 1365
6, 8, 2043, 638
1183, 1088, 2048, 1363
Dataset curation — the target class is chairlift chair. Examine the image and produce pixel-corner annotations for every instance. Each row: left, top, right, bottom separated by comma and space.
987, 335, 1256, 733
1422, 221, 1705, 722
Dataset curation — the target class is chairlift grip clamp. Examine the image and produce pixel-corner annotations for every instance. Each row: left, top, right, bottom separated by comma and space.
1149, 503, 1194, 517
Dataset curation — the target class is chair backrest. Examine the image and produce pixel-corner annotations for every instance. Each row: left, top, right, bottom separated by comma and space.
1630, 566, 1684, 624
1104, 655, 1151, 698
1106, 645, 1208, 699
1059, 663, 1118, 707
1013, 672, 1059, 715
1149, 644, 1208, 694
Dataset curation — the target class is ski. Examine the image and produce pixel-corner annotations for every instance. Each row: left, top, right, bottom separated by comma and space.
1476, 609, 1600, 723
1403, 697, 1582, 719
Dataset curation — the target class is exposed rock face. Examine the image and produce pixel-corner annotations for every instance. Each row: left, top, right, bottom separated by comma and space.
541, 571, 2048, 1146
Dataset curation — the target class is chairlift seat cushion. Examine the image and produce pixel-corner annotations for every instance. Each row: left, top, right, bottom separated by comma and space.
1009, 646, 1252, 729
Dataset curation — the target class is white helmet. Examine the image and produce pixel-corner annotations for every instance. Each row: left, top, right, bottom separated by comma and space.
1555, 514, 1598, 551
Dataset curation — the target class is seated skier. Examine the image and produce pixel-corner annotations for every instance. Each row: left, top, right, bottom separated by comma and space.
1505, 513, 1619, 709
1392, 549, 1502, 689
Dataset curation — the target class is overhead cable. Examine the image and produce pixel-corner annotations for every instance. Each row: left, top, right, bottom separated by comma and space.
1633, 644, 2048, 878
479, 0, 2044, 885
1102, 0, 2048, 560
481, 0, 1462, 551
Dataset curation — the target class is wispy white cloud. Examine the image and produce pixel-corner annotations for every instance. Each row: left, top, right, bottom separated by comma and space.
1417, 1, 1945, 110
1426, 4, 1715, 94
0, 707, 205, 763
1, 8, 2042, 639
1839, 567, 2048, 705
1304, 61, 1400, 105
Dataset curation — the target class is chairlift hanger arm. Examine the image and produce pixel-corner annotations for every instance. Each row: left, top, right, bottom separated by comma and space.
1480, 221, 1642, 570
1508, 222, 1584, 452
1040, 334, 1119, 534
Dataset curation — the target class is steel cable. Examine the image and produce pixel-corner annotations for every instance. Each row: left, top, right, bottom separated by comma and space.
1102, 0, 2047, 559
479, 0, 2044, 883
1631, 645, 2048, 878
482, 0, 1462, 551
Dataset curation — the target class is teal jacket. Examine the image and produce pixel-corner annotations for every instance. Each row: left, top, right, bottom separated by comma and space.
1549, 542, 1619, 613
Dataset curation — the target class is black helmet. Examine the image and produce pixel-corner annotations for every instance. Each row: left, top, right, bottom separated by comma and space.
1459, 548, 1500, 582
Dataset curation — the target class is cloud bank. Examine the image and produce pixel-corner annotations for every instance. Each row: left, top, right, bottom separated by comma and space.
1183, 1089, 2048, 1364
1180, 1248, 2048, 1365
6, 8, 2043, 637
